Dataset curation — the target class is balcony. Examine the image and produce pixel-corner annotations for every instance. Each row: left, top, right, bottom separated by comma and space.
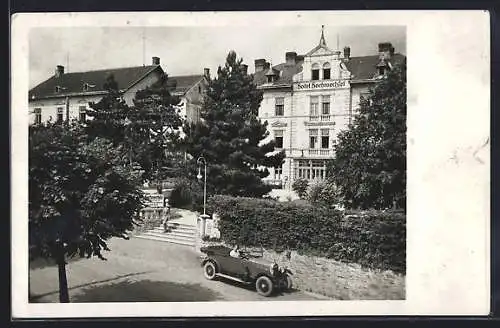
305, 114, 335, 126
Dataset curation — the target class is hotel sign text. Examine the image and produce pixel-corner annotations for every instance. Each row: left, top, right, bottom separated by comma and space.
293, 80, 349, 91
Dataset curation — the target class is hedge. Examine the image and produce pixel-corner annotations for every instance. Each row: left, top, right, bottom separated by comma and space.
207, 195, 406, 274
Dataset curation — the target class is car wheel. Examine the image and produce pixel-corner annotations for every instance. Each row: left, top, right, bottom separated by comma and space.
255, 276, 274, 297
285, 275, 293, 291
203, 261, 217, 280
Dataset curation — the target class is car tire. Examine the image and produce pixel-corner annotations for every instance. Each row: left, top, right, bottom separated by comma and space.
203, 261, 217, 280
255, 276, 274, 297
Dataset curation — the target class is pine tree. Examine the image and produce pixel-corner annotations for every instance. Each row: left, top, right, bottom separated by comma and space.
327, 60, 406, 210
85, 73, 184, 181
183, 51, 285, 198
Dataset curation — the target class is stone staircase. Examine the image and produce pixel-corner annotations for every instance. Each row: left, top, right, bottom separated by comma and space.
134, 208, 199, 247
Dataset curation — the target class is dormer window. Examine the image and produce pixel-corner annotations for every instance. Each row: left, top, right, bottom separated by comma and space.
322, 62, 331, 80
83, 83, 89, 91
311, 63, 320, 80
267, 75, 273, 83
55, 86, 61, 93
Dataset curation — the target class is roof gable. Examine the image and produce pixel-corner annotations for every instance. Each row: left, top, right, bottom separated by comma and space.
167, 75, 205, 95
305, 44, 336, 57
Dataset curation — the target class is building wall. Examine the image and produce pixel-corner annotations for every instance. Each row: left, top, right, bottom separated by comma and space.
121, 69, 164, 106
28, 94, 102, 124
184, 78, 207, 123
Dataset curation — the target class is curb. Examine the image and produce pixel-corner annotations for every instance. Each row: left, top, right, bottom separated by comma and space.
301, 290, 335, 300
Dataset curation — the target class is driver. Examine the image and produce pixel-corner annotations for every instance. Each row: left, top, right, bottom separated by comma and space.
229, 245, 241, 258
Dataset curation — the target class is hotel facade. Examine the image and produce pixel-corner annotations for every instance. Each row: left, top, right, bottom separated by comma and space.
253, 30, 405, 188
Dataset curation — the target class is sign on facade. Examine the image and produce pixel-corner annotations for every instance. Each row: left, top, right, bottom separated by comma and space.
293, 80, 350, 91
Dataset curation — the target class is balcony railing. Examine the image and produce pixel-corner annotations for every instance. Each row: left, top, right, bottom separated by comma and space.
308, 149, 331, 156
308, 115, 331, 122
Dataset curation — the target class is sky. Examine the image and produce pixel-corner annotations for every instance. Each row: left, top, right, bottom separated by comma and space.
29, 26, 406, 88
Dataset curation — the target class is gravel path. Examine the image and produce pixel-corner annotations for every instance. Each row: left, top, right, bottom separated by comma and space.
29, 237, 324, 303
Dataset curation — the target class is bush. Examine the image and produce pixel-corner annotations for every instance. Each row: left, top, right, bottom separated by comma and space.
292, 178, 309, 199
207, 195, 406, 274
307, 180, 342, 208
168, 178, 203, 210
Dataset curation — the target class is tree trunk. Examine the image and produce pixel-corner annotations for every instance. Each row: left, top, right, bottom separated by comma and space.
56, 246, 69, 303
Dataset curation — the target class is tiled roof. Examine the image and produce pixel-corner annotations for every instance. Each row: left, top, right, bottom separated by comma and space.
253, 62, 304, 87
253, 53, 406, 87
345, 53, 406, 80
29, 65, 163, 100
167, 74, 205, 95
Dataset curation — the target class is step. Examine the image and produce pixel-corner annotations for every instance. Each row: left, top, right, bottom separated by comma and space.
134, 234, 195, 247
157, 224, 197, 232
166, 221, 197, 229
150, 227, 197, 238
141, 231, 196, 243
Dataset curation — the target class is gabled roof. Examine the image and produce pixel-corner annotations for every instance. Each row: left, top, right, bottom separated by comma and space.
29, 65, 163, 100
167, 74, 205, 95
253, 53, 406, 88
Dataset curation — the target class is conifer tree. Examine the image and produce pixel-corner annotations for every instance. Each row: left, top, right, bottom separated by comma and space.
183, 51, 285, 198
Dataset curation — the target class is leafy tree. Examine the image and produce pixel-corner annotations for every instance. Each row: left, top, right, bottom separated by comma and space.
29, 121, 146, 302
327, 60, 406, 210
292, 178, 309, 199
183, 51, 285, 198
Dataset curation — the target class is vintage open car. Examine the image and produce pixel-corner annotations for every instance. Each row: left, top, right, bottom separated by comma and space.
199, 245, 293, 297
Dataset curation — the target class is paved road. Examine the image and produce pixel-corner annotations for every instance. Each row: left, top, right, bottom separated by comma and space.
29, 237, 324, 303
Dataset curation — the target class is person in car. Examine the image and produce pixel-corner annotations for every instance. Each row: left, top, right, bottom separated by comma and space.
229, 245, 241, 258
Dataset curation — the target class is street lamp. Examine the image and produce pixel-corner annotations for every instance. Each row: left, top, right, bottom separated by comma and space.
196, 156, 207, 215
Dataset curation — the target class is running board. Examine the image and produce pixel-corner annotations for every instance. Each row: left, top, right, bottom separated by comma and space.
215, 273, 252, 285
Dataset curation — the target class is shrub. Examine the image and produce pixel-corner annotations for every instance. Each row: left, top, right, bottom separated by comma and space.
169, 178, 203, 210
292, 178, 309, 199
207, 195, 406, 274
307, 180, 342, 208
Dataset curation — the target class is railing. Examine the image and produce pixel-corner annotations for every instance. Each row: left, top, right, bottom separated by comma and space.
309, 115, 319, 121
320, 115, 331, 121
308, 149, 331, 156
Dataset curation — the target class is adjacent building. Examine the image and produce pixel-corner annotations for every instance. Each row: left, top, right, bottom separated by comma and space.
253, 29, 405, 187
28, 56, 209, 125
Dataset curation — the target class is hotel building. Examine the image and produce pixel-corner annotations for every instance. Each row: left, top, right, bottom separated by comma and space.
253, 30, 405, 188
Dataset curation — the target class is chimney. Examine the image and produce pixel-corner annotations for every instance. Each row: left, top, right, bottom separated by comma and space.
264, 62, 271, 70
55, 65, 64, 78
241, 64, 248, 75
254, 59, 266, 72
152, 56, 160, 65
296, 55, 305, 64
285, 51, 297, 65
343, 46, 351, 60
378, 42, 395, 60
204, 68, 210, 79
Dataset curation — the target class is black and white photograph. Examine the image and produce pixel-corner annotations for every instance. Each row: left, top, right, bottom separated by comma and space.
11, 11, 489, 317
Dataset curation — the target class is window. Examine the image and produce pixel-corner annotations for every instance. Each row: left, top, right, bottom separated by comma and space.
34, 108, 42, 124
321, 95, 330, 115
275, 97, 284, 116
57, 107, 64, 123
274, 130, 284, 149
79, 106, 87, 122
55, 86, 61, 93
274, 165, 283, 180
310, 96, 319, 120
321, 129, 330, 149
294, 159, 327, 181
309, 129, 318, 149
83, 83, 89, 91
311, 63, 320, 80
323, 62, 331, 80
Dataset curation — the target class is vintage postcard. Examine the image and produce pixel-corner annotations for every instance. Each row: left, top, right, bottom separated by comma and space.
11, 10, 490, 317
